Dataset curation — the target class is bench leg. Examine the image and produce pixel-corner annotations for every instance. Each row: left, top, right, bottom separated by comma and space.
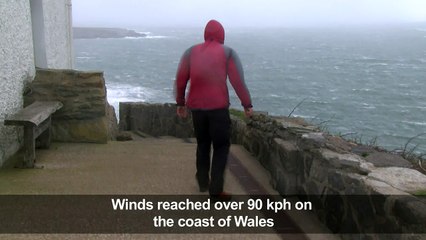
37, 126, 51, 149
24, 126, 35, 168
35, 116, 51, 149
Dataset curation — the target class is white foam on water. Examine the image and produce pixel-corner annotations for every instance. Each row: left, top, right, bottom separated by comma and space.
361, 56, 376, 60
124, 36, 145, 39
106, 84, 159, 118
352, 88, 372, 92
369, 62, 389, 66
402, 121, 426, 126
311, 100, 329, 104
397, 104, 426, 110
145, 35, 171, 39
107, 84, 156, 103
362, 103, 376, 109
122, 31, 172, 39
76, 56, 94, 60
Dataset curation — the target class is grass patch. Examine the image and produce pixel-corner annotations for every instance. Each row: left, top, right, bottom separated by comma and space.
413, 190, 426, 196
393, 133, 426, 174
229, 108, 245, 120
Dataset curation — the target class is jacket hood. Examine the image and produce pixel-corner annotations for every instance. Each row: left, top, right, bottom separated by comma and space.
204, 20, 225, 44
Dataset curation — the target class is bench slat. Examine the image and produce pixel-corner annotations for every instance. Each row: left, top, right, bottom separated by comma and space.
4, 101, 63, 127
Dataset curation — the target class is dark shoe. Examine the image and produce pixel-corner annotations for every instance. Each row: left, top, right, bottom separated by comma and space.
195, 174, 209, 192
199, 185, 209, 192
210, 192, 232, 202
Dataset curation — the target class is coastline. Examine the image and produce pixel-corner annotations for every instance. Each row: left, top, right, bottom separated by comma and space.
73, 27, 147, 39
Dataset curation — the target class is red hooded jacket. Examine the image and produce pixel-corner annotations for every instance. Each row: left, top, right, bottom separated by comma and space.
175, 20, 252, 110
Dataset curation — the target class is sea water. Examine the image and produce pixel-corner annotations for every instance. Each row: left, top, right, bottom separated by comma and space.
73, 24, 426, 153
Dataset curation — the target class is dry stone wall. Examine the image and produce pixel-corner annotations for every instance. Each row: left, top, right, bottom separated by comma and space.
24, 69, 117, 143
231, 113, 426, 237
119, 102, 193, 138
119, 103, 426, 238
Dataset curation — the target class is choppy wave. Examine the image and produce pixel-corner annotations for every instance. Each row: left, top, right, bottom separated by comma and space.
122, 31, 172, 39
138, 31, 171, 39
124, 36, 146, 39
402, 121, 426, 126
123, 35, 171, 39
74, 26, 426, 153
76, 56, 94, 60
352, 88, 372, 92
145, 35, 171, 39
107, 85, 156, 103
107, 84, 160, 117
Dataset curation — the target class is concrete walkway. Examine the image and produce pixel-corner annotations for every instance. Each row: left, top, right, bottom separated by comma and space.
0, 136, 337, 240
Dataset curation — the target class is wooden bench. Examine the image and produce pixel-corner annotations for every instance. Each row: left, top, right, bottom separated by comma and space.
4, 101, 63, 168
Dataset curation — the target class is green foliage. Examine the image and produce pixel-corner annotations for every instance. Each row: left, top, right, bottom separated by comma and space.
400, 133, 426, 159
413, 190, 426, 196
229, 108, 245, 120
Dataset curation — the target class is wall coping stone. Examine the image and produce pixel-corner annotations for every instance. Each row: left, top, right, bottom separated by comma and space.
363, 178, 410, 195
320, 148, 375, 175
367, 167, 426, 194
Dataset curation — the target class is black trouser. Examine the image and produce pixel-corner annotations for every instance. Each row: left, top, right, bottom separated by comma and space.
191, 108, 231, 195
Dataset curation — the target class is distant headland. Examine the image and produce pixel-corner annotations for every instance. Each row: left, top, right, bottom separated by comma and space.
73, 27, 147, 39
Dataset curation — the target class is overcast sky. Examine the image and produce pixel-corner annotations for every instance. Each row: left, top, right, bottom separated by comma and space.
72, 0, 426, 28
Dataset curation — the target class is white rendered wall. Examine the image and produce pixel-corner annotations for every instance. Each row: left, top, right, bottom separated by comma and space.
0, 0, 36, 166
0, 0, 74, 166
43, 0, 74, 69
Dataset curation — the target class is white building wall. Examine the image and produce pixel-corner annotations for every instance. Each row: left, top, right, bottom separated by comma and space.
0, 0, 36, 166
0, 0, 73, 167
43, 0, 73, 69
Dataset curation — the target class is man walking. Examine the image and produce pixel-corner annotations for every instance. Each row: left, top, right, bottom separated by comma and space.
175, 20, 253, 201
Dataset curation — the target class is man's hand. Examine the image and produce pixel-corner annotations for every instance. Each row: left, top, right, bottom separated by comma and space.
244, 108, 253, 118
177, 106, 188, 118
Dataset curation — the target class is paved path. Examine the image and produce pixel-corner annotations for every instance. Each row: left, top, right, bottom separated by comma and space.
0, 137, 337, 240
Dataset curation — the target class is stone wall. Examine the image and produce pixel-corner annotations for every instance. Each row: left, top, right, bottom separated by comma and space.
119, 103, 426, 237
0, 0, 36, 167
24, 69, 117, 143
119, 102, 193, 138
231, 113, 426, 237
